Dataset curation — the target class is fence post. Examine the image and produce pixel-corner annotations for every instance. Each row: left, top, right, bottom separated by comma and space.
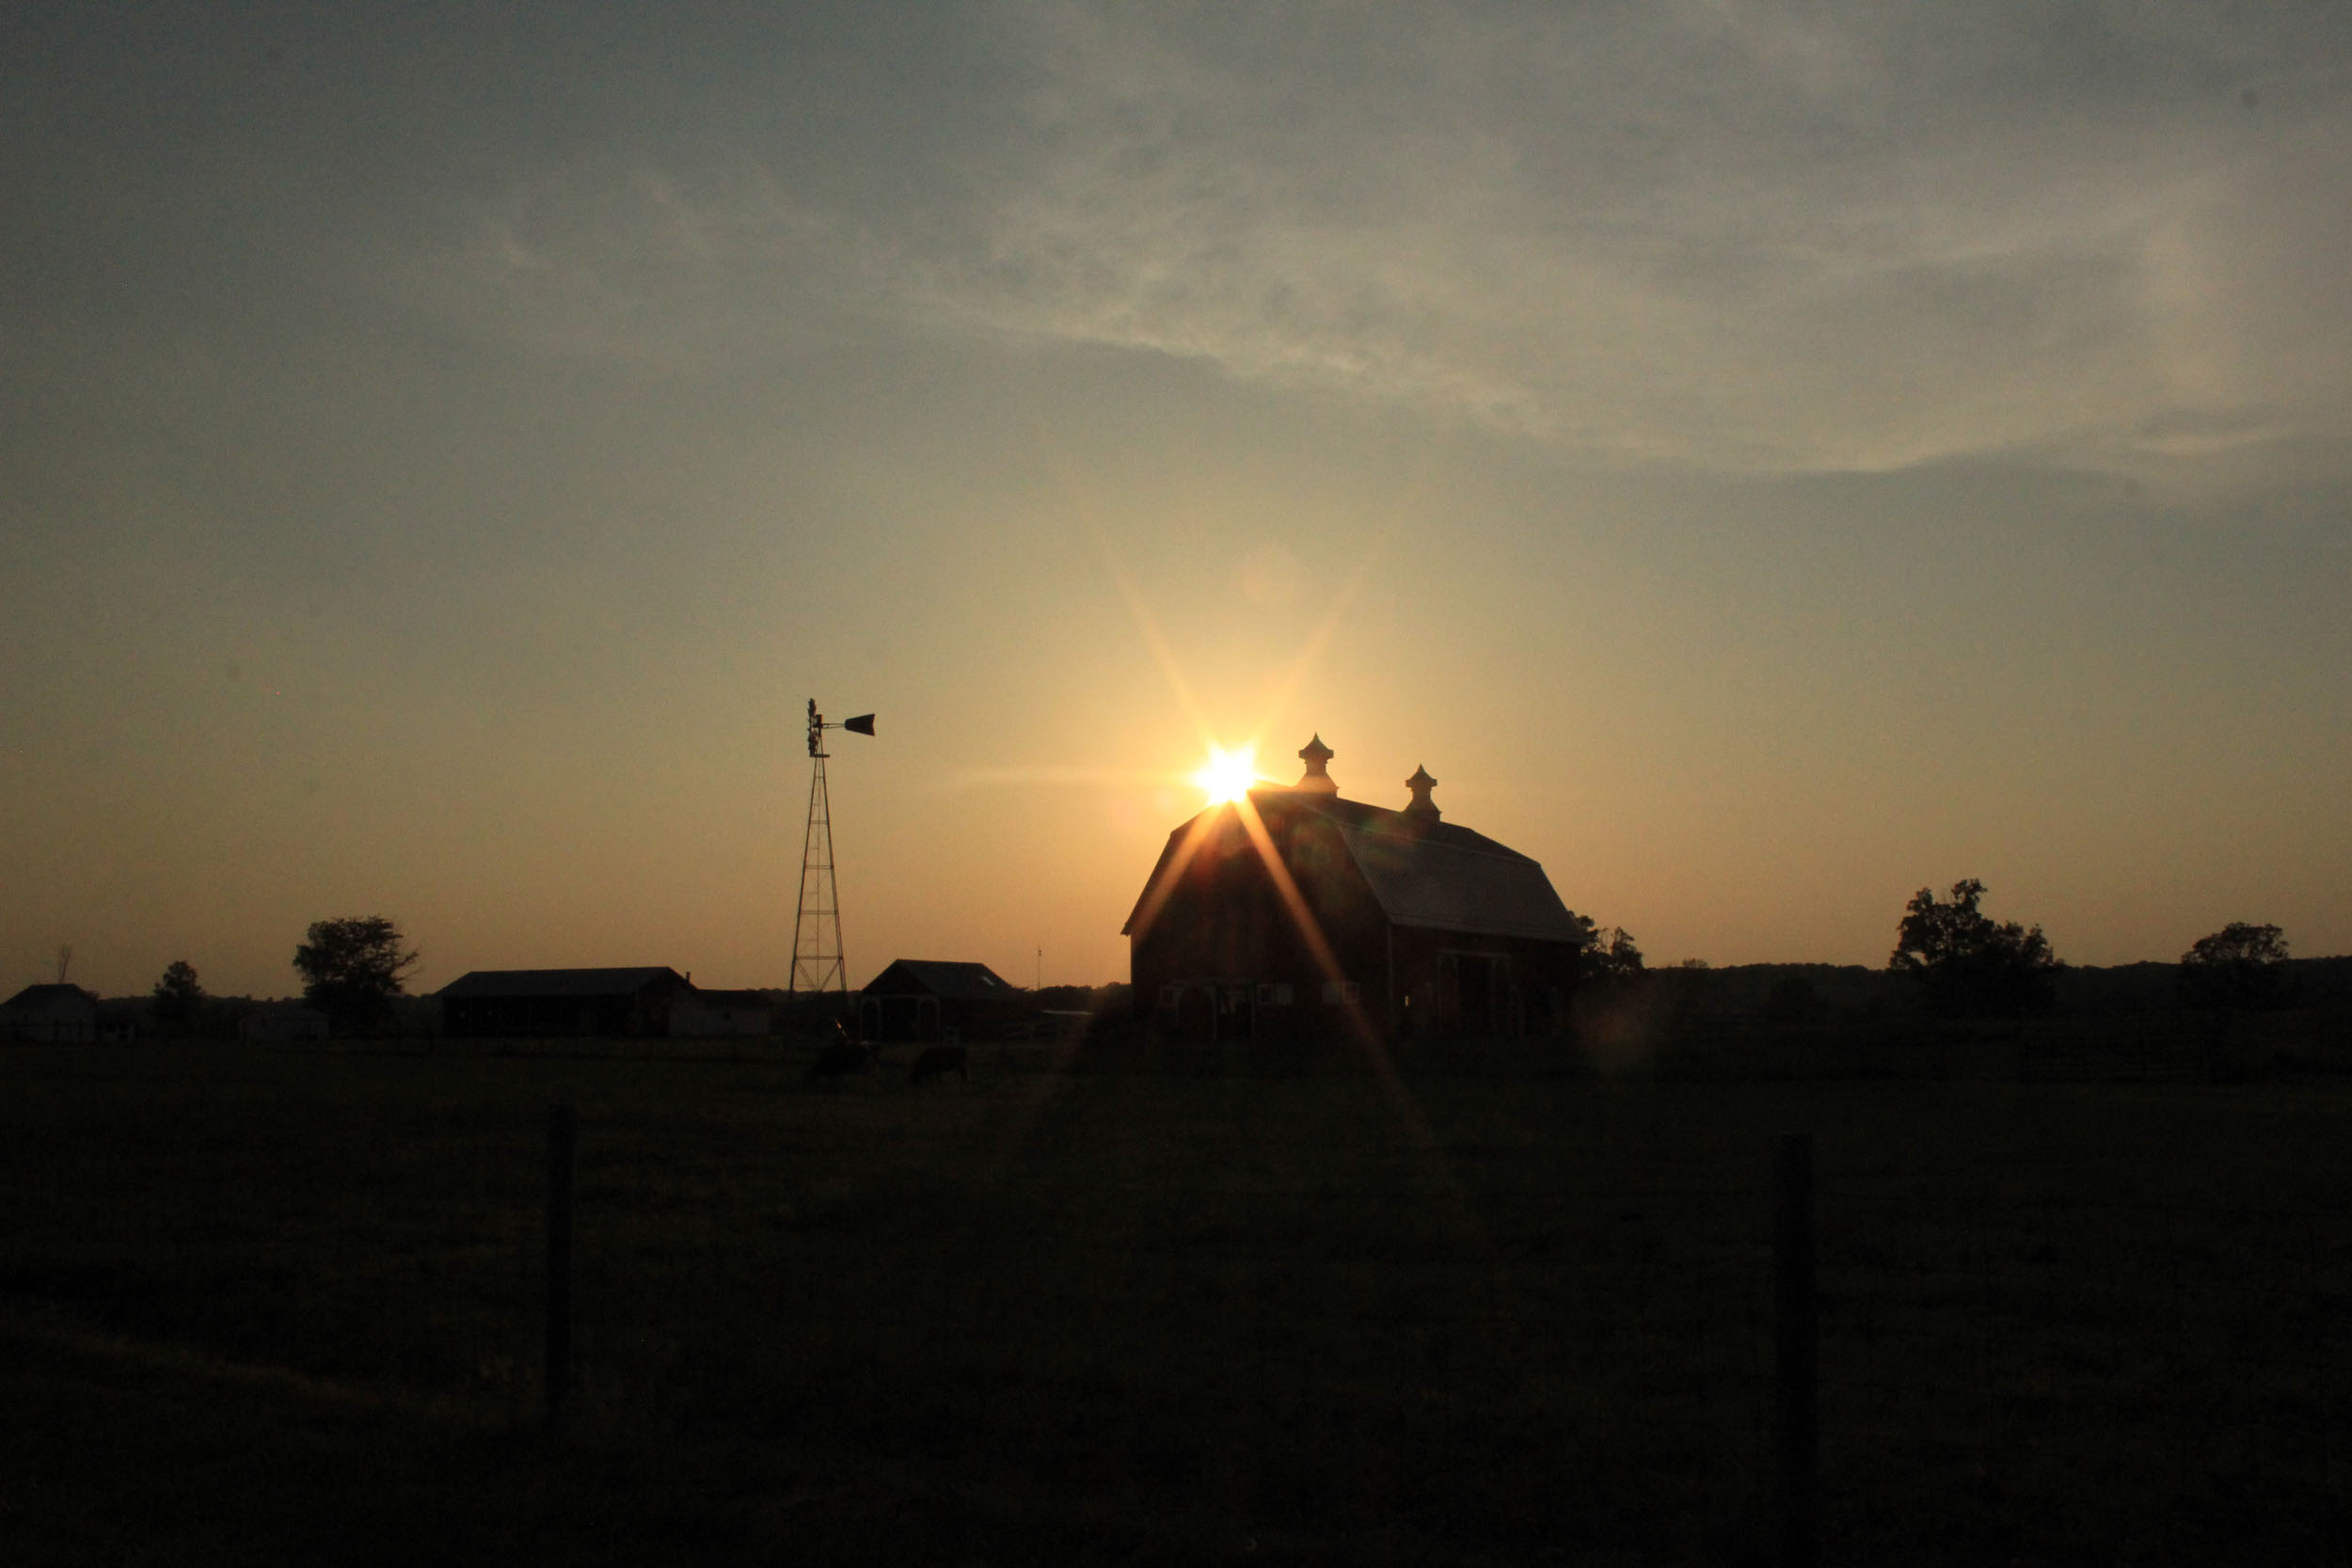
1774, 1132, 1817, 1568
546, 1102, 577, 1434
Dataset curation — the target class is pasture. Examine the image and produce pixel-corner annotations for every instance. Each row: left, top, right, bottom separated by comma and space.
6, 1032, 2352, 1564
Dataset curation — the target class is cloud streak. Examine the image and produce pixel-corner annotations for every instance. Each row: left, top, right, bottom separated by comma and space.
423, 2, 2352, 480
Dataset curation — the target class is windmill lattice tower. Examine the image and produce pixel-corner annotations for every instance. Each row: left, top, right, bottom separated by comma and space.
789, 700, 873, 997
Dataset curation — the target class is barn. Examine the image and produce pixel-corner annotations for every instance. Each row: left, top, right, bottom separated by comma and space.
857, 959, 1025, 1044
437, 967, 692, 1038
2, 984, 101, 1042
1124, 737, 1593, 1042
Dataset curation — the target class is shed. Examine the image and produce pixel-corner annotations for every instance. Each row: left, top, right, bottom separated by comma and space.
858, 960, 1025, 1044
3, 984, 101, 1043
437, 968, 691, 1038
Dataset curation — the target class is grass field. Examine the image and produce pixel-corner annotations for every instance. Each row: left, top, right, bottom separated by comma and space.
7, 1033, 2352, 1564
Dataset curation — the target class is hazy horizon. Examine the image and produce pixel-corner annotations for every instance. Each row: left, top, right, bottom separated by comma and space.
7, 4, 2349, 998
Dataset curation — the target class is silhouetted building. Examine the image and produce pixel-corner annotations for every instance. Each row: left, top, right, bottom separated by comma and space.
437, 967, 692, 1037
1125, 737, 1592, 1042
2, 983, 100, 1042
858, 960, 1025, 1043
669, 988, 781, 1038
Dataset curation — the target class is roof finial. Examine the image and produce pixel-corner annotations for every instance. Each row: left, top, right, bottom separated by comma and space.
1295, 734, 1338, 794
1404, 765, 1439, 819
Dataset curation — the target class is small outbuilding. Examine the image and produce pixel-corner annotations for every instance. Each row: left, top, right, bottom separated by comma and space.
437, 968, 692, 1038
857, 960, 1026, 1044
2, 984, 100, 1042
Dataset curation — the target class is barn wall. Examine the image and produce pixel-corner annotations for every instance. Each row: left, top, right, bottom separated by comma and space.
1131, 811, 1394, 1042
1390, 927, 1581, 1039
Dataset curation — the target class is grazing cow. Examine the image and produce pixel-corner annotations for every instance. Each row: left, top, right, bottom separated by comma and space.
909, 1044, 968, 1085
806, 1040, 878, 1080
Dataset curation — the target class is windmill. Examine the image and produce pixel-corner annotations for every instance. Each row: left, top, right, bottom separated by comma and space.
789, 700, 875, 998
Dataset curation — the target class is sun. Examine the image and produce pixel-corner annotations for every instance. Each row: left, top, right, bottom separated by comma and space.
1191, 744, 1260, 807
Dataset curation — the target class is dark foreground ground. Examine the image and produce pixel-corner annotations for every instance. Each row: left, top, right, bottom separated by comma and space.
7, 1029, 2352, 1565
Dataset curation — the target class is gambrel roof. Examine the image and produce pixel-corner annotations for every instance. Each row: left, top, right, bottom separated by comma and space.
1123, 788, 1590, 947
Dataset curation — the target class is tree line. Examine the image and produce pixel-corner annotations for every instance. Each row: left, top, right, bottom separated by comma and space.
1581, 880, 2296, 1025
128, 897, 2301, 1040
145, 916, 420, 1036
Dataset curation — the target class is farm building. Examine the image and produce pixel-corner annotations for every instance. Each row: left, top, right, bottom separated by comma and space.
669, 988, 781, 1038
2, 983, 100, 1042
437, 967, 692, 1038
1124, 737, 1594, 1042
857, 959, 1026, 1044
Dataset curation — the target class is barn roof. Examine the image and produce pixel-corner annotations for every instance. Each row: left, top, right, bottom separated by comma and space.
1125, 790, 1591, 946
1326, 807, 1587, 942
863, 959, 1019, 1002
436, 967, 689, 1000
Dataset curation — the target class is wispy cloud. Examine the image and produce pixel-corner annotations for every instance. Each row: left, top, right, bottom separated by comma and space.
425, 2, 2352, 478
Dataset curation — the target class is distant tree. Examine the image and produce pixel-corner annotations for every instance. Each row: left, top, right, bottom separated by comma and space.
2176, 923, 2295, 1013
151, 960, 207, 1032
1582, 927, 1646, 990
293, 916, 419, 1031
1888, 879, 2059, 1019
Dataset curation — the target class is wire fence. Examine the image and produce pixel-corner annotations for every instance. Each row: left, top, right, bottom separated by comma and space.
7, 1047, 2352, 1560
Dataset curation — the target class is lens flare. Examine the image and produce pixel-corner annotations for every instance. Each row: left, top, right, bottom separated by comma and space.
1191, 745, 1260, 806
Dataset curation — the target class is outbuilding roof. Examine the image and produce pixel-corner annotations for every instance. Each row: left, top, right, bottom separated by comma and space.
863, 960, 1019, 1002
3, 983, 100, 1011
437, 967, 689, 1000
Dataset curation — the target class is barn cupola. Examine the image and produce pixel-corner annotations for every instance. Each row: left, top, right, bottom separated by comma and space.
1404, 765, 1440, 820
1295, 734, 1339, 794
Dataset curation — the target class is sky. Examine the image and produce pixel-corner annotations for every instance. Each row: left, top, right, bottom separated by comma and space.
5, 2, 2349, 998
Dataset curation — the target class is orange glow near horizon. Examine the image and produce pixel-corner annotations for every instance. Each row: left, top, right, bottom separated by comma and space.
1190, 745, 1261, 806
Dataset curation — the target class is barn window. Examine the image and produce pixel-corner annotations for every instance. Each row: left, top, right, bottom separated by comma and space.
1318, 980, 1361, 1005
1256, 983, 1295, 1006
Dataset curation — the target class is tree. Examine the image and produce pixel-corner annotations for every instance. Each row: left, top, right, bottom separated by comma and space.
2176, 923, 2295, 1013
1582, 927, 1646, 990
151, 959, 207, 1032
1888, 879, 2059, 1019
294, 916, 419, 1031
